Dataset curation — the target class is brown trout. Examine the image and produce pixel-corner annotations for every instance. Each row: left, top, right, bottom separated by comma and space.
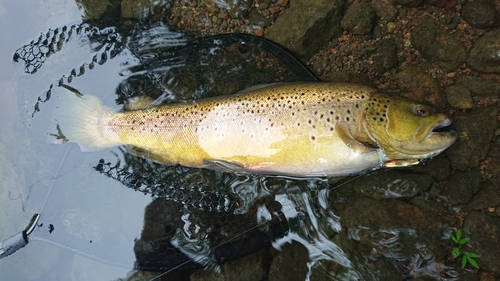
54, 82, 456, 177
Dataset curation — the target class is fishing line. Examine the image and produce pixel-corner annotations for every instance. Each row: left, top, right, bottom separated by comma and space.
149, 172, 366, 281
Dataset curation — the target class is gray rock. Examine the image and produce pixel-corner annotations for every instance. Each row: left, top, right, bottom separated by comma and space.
372, 37, 397, 73
463, 212, 500, 272
411, 21, 467, 71
265, 0, 344, 60
268, 242, 309, 281
468, 28, 500, 73
352, 169, 433, 200
468, 178, 500, 210
461, 0, 498, 29
446, 106, 498, 170
341, 1, 376, 36
455, 76, 500, 98
395, 0, 424, 7
442, 169, 481, 205
369, 0, 398, 21
445, 85, 473, 109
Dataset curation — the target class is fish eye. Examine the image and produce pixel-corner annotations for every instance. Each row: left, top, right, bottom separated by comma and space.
415, 105, 428, 117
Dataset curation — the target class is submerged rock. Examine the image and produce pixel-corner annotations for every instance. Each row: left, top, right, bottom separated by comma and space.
442, 169, 481, 205
468, 28, 500, 73
268, 243, 309, 281
343, 198, 447, 263
352, 169, 433, 200
341, 1, 376, 36
411, 21, 467, 71
467, 178, 500, 210
265, 0, 344, 59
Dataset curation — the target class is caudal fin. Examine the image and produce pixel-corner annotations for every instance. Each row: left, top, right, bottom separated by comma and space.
51, 90, 122, 152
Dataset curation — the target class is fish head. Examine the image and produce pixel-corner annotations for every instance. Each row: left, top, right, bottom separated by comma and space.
363, 93, 457, 160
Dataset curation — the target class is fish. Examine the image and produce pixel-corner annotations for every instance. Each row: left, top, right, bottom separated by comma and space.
52, 82, 457, 177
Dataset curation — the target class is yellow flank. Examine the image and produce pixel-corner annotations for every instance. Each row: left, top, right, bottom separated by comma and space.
103, 82, 376, 171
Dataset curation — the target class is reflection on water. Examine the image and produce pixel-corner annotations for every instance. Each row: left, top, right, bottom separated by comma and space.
1, 14, 462, 281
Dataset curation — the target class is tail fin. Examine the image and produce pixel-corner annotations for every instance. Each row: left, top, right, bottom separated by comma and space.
51, 90, 122, 152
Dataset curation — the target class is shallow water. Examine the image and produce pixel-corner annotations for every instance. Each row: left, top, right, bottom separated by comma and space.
0, 2, 464, 281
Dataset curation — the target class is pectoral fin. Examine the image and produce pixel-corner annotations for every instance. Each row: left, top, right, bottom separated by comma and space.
335, 121, 372, 153
384, 159, 421, 167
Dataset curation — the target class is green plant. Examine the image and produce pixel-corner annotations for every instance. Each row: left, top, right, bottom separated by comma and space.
450, 229, 480, 269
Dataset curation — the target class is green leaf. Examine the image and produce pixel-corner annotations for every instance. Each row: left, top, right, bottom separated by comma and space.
459, 237, 470, 245
462, 256, 467, 268
464, 251, 480, 258
466, 256, 480, 269
450, 233, 458, 243
452, 247, 462, 258
456, 229, 462, 240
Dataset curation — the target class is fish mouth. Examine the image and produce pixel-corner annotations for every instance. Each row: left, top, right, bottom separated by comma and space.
416, 117, 457, 157
425, 118, 456, 140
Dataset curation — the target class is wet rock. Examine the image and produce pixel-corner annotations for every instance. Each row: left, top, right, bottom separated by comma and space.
343, 198, 447, 260
352, 169, 433, 200
461, 0, 498, 29
191, 247, 268, 281
372, 37, 397, 73
467, 178, 500, 210
445, 85, 473, 109
395, 0, 424, 8
121, 0, 172, 20
442, 169, 481, 205
463, 212, 500, 272
369, 0, 398, 21
446, 106, 498, 171
413, 153, 453, 182
410, 196, 455, 222
411, 21, 467, 72
393, 66, 446, 108
223, 248, 268, 281
468, 28, 500, 73
268, 242, 309, 281
265, 0, 344, 59
456, 76, 500, 98
341, 1, 376, 36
